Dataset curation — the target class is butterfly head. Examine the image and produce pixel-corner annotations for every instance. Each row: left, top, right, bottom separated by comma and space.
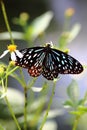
45, 41, 53, 48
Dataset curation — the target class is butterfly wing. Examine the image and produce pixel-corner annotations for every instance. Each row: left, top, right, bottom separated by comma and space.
15, 45, 83, 80
15, 47, 45, 77
42, 51, 59, 80
51, 48, 83, 74
42, 48, 83, 80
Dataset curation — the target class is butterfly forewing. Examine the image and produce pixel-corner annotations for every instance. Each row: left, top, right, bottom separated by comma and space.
15, 47, 46, 77
27, 49, 46, 77
51, 49, 83, 74
15, 47, 44, 68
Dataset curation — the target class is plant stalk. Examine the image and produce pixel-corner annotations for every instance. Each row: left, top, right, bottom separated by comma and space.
39, 82, 56, 130
0, 0, 14, 44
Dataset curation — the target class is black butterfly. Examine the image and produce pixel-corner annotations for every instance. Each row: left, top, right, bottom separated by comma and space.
15, 43, 83, 80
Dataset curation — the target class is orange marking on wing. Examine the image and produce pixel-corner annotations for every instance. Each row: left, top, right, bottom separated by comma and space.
28, 66, 42, 77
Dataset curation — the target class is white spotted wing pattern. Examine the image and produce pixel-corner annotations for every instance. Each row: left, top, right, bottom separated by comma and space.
15, 43, 83, 80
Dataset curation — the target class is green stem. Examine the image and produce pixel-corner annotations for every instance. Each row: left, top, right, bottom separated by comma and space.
5, 63, 12, 91
23, 78, 37, 129
19, 68, 28, 130
24, 86, 27, 130
39, 82, 56, 130
1, 79, 5, 91
5, 74, 8, 92
0, 69, 21, 129
7, 66, 19, 75
19, 68, 27, 87
27, 78, 37, 89
5, 96, 21, 130
24, 77, 37, 127
0, 66, 19, 84
72, 91, 87, 130
63, 16, 71, 31
1, 66, 21, 130
0, 0, 14, 44
72, 115, 80, 130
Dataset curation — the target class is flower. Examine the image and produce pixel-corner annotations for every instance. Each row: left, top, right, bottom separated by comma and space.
0, 44, 23, 61
65, 8, 75, 17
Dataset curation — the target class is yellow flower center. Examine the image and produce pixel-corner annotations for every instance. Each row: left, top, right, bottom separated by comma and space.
7, 45, 17, 52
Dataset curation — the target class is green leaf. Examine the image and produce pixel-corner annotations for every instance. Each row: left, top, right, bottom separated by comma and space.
0, 92, 7, 99
67, 23, 81, 43
77, 99, 85, 106
0, 88, 24, 119
58, 23, 81, 50
25, 11, 53, 41
0, 120, 16, 130
0, 31, 24, 40
70, 111, 83, 116
70, 106, 87, 116
63, 100, 74, 108
0, 124, 5, 130
67, 80, 79, 106
78, 106, 87, 112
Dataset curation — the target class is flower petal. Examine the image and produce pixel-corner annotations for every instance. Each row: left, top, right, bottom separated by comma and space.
0, 50, 9, 59
15, 50, 23, 58
11, 52, 16, 61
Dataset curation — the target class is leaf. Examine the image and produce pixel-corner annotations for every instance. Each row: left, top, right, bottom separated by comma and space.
0, 31, 24, 40
70, 106, 87, 116
58, 23, 81, 49
27, 97, 47, 113
0, 120, 16, 130
0, 92, 7, 99
77, 99, 85, 106
25, 11, 53, 41
0, 88, 24, 119
67, 80, 79, 106
70, 111, 82, 116
63, 100, 74, 108
0, 124, 5, 130
78, 106, 87, 112
67, 23, 81, 43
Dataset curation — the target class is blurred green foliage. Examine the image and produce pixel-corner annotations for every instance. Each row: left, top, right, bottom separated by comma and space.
0, 1, 86, 130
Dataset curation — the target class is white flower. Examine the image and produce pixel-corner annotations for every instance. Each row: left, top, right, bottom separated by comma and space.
0, 44, 23, 61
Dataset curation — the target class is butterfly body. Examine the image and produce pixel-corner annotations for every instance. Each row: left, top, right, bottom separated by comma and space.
15, 43, 83, 80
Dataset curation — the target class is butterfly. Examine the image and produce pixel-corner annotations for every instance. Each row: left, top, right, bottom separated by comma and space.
15, 43, 83, 80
